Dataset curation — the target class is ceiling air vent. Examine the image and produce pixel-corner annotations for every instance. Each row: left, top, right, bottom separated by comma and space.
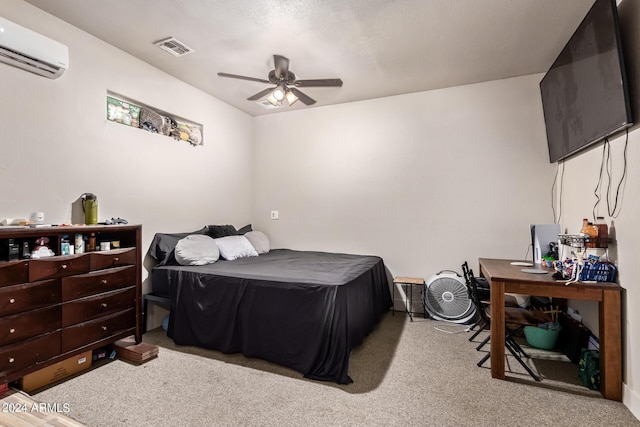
154, 37, 194, 57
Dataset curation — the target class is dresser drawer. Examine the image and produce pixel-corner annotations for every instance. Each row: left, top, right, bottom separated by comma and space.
90, 248, 137, 271
0, 305, 61, 346
61, 265, 135, 302
0, 279, 61, 316
62, 287, 136, 327
0, 260, 29, 288
61, 308, 135, 352
29, 254, 90, 282
0, 331, 61, 377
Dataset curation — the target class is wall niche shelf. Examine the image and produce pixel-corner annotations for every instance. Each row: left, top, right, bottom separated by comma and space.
106, 91, 203, 146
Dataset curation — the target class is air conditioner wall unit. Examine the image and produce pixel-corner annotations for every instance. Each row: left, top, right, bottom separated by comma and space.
0, 16, 68, 79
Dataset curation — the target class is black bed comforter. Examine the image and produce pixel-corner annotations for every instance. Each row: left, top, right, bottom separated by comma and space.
152, 249, 391, 384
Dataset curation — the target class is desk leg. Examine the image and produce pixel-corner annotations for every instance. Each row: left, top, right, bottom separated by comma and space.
600, 288, 622, 401
490, 280, 506, 379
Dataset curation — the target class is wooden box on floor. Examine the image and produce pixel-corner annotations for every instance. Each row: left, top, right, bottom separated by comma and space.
17, 350, 92, 393
113, 337, 158, 364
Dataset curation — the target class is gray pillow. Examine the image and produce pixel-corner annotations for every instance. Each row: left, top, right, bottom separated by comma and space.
244, 231, 270, 254
174, 235, 219, 266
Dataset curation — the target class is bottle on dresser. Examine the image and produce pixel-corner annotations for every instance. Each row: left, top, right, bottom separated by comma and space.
75, 233, 84, 254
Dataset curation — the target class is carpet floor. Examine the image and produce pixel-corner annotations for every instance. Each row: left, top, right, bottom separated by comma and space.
33, 313, 639, 426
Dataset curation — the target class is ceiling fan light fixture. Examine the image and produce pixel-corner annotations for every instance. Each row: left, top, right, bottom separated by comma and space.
285, 90, 298, 106
272, 84, 286, 101
266, 93, 280, 106
218, 55, 341, 109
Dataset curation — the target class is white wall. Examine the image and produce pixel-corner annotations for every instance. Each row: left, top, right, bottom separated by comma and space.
252, 74, 556, 306
0, 1, 254, 298
558, 128, 639, 413
558, 0, 640, 415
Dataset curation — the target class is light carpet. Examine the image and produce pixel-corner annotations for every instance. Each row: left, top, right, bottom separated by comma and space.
34, 313, 639, 426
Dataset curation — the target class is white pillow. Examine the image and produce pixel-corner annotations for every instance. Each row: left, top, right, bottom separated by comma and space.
244, 231, 270, 254
215, 235, 258, 260
174, 235, 219, 266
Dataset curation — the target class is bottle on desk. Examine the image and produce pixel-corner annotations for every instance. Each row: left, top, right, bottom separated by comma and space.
580, 218, 598, 248
595, 217, 609, 248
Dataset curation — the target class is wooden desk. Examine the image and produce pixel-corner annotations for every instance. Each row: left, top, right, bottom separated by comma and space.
478, 258, 622, 401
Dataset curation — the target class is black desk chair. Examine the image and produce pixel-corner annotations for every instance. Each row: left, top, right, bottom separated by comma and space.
463, 263, 541, 381
462, 262, 519, 343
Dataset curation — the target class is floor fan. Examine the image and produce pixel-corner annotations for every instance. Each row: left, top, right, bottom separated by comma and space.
423, 270, 476, 323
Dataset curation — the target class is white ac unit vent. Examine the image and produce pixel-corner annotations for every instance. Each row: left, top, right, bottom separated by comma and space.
0, 16, 68, 79
154, 37, 195, 57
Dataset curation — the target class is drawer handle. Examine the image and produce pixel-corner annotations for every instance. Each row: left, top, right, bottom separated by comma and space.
9, 358, 14, 363
114, 257, 119, 261
9, 298, 15, 304
61, 264, 68, 269
101, 279, 108, 285
101, 303, 108, 308
9, 328, 15, 334
101, 326, 108, 331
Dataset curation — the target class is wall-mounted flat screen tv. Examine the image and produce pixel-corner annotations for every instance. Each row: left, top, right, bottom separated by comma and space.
540, 0, 633, 163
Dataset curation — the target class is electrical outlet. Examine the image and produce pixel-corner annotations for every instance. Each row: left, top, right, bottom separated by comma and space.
270, 210, 279, 220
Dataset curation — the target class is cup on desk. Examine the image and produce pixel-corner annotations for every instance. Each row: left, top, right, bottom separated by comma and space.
100, 241, 111, 251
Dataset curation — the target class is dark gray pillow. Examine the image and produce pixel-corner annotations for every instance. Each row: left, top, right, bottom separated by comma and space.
206, 224, 238, 238
237, 224, 252, 234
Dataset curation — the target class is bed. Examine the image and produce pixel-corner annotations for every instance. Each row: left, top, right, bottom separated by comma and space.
148, 227, 392, 384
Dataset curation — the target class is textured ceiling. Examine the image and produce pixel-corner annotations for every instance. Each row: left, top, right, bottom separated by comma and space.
24, 0, 594, 116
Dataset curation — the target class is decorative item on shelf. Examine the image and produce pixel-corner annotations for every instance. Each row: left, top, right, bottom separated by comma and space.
31, 237, 55, 258
107, 93, 203, 146
107, 96, 140, 128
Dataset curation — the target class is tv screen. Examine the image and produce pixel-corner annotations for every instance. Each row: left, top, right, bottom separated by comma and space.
540, 0, 632, 163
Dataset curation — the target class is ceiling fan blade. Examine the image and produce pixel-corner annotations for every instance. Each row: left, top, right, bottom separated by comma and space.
289, 87, 316, 105
217, 72, 270, 84
294, 78, 343, 87
273, 55, 290, 80
246, 87, 275, 101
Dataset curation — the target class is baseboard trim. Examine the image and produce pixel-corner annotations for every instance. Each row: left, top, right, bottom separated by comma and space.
624, 382, 640, 422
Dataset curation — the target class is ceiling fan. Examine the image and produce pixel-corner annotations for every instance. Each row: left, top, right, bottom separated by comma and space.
217, 54, 343, 107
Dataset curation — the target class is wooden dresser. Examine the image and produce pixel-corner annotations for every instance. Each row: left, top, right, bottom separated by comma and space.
0, 224, 141, 386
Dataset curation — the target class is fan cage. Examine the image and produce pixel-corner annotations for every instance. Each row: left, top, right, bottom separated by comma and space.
423, 272, 476, 324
